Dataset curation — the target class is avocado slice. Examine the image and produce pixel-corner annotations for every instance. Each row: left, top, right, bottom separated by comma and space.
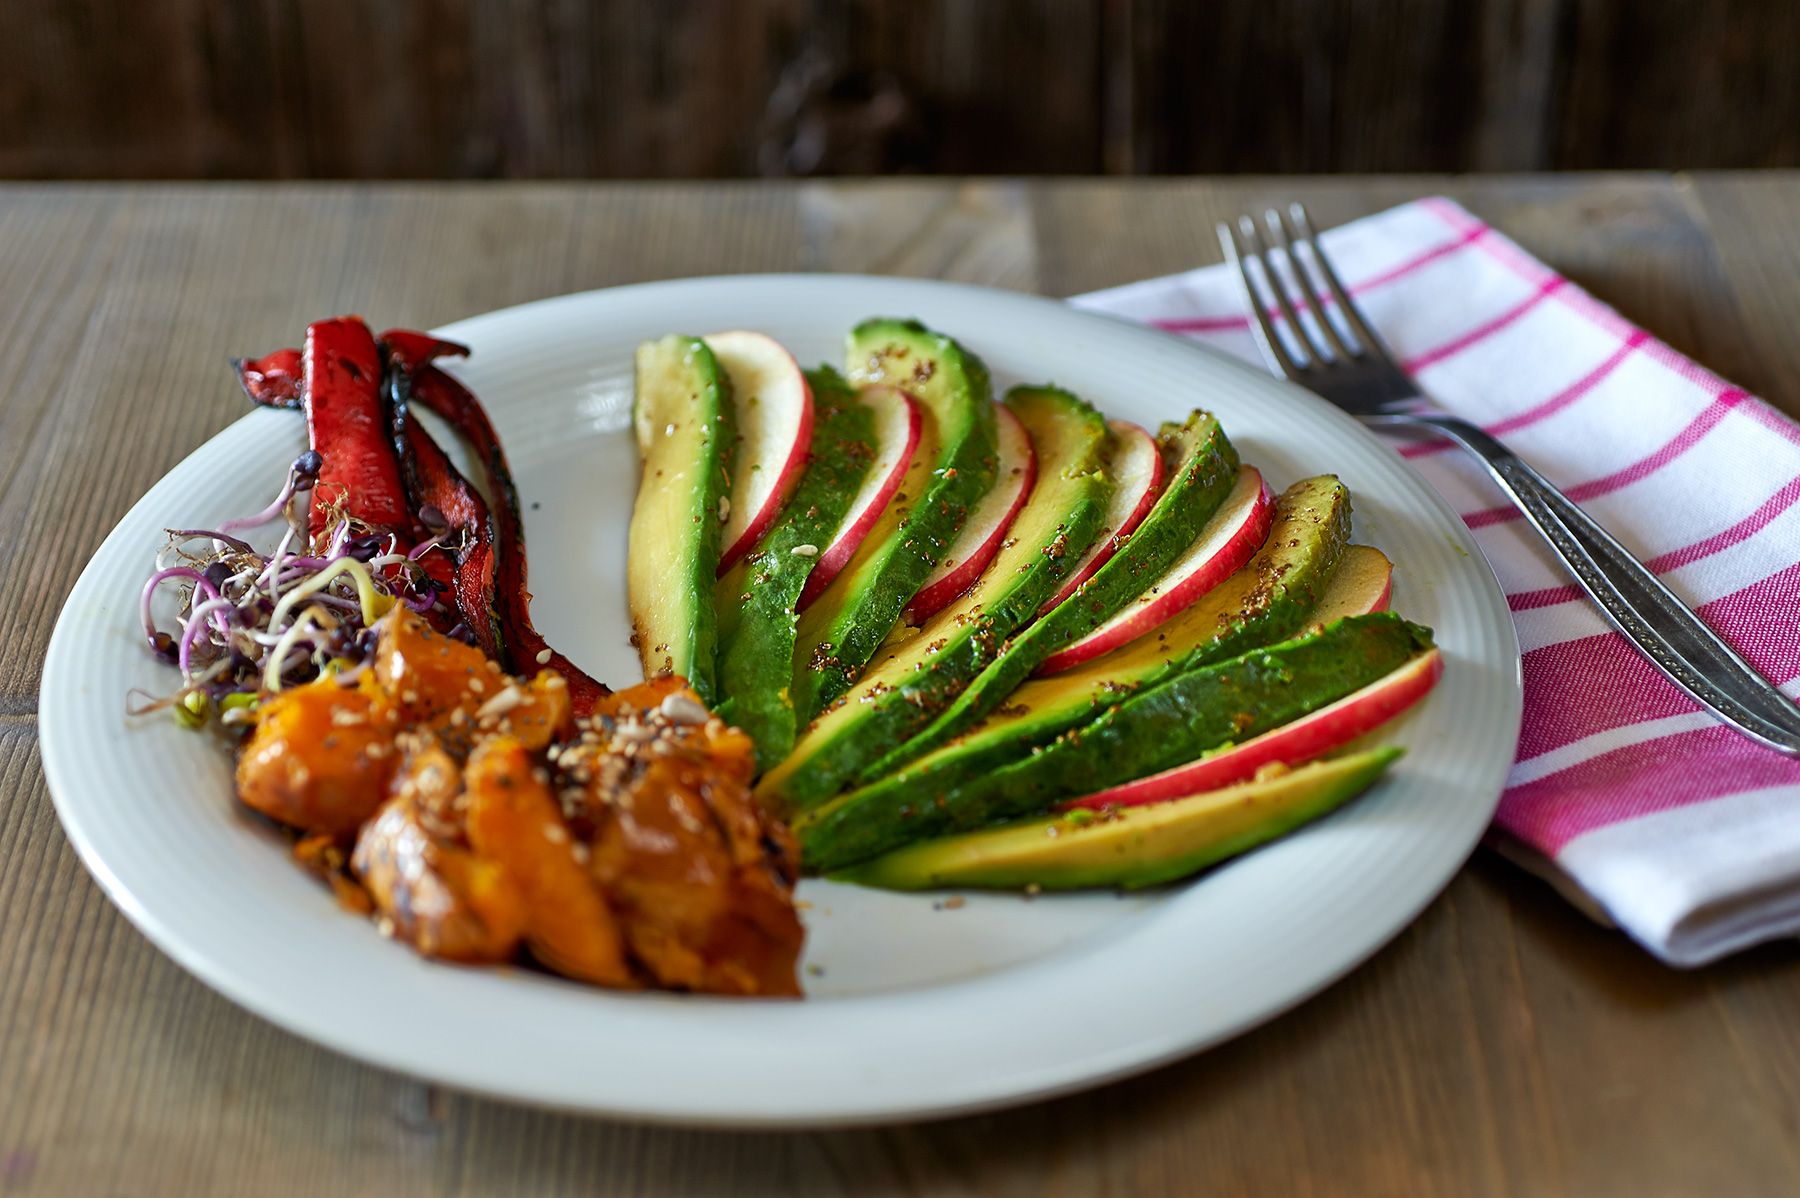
868, 411, 1240, 777
799, 612, 1432, 871
714, 368, 878, 770
757, 384, 1113, 813
828, 477, 1352, 824
627, 335, 734, 701
833, 748, 1403, 891
789, 320, 999, 722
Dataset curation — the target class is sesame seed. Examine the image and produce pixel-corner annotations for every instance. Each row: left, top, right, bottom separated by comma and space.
658, 691, 710, 726
476, 686, 526, 720
791, 544, 818, 557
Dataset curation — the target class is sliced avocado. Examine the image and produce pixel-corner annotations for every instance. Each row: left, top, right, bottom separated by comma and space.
799, 612, 1432, 871
627, 335, 734, 701
834, 748, 1402, 891
789, 320, 999, 722
756, 385, 1112, 813
829, 477, 1351, 823
714, 368, 877, 770
869, 411, 1240, 777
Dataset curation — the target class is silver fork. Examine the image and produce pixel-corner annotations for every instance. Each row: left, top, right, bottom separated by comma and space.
1220, 203, 1800, 758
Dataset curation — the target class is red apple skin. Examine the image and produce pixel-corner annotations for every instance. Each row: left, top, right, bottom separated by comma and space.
720, 388, 813, 572
904, 404, 1037, 621
1061, 648, 1443, 812
708, 331, 816, 574
1039, 420, 1165, 616
798, 386, 922, 610
1035, 467, 1274, 676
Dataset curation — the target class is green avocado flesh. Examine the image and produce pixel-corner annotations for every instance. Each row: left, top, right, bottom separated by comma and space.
714, 368, 877, 770
627, 335, 734, 702
798, 611, 1432, 871
815, 476, 1352, 830
756, 385, 1113, 813
788, 320, 1000, 723
833, 748, 1403, 891
872, 411, 1241, 776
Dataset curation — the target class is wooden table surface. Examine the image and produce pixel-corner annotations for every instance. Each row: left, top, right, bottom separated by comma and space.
4, 174, 1800, 1197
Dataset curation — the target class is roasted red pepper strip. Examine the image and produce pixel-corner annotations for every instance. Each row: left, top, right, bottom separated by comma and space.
304, 318, 413, 538
234, 347, 304, 409
389, 377, 502, 658
402, 357, 612, 714
379, 329, 469, 375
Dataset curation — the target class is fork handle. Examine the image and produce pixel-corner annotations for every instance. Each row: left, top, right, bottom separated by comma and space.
1387, 412, 1800, 757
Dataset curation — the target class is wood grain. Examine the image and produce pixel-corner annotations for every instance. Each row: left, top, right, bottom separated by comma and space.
3, 2, 1797, 180
3, 177, 1800, 1196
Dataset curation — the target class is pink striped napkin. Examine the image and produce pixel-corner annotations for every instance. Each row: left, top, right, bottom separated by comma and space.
1073, 197, 1800, 966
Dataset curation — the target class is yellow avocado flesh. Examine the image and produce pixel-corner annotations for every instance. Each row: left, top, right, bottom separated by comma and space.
834, 748, 1402, 891
627, 335, 730, 695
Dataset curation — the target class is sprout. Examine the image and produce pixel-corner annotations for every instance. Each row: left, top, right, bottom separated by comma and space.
138, 455, 451, 728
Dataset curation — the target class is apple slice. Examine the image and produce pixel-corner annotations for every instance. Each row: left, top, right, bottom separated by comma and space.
903, 403, 1038, 621
705, 331, 815, 574
1061, 648, 1442, 812
1038, 420, 1164, 616
1035, 465, 1274, 675
1313, 544, 1394, 621
797, 385, 922, 610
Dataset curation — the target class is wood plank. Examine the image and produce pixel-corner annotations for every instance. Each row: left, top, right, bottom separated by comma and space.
0, 1, 1105, 180
4, 178, 1800, 1197
1122, 1, 1491, 172
1554, 1, 1800, 170
795, 180, 1037, 288
7, 2, 1797, 181
1688, 174, 1800, 408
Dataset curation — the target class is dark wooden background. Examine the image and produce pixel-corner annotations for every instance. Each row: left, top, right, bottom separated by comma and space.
1, 0, 1797, 180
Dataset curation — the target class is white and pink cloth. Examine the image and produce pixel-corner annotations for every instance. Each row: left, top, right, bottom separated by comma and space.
1074, 197, 1800, 966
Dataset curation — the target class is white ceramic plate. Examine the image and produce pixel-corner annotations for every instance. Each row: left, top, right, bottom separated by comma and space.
40, 275, 1521, 1126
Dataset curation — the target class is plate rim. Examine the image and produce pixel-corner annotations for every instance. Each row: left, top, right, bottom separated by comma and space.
39, 272, 1523, 1126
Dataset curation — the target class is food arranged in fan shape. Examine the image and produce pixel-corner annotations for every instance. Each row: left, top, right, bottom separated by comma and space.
138, 313, 1439, 999
632, 318, 1441, 884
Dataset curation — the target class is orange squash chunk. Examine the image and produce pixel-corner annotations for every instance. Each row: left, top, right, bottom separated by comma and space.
236, 675, 398, 836
352, 749, 526, 964
465, 736, 635, 988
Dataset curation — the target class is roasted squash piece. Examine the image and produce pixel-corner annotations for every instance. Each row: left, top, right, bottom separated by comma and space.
466, 670, 573, 753
371, 608, 574, 753
580, 682, 804, 997
236, 674, 399, 836
372, 604, 495, 724
352, 748, 525, 963
464, 737, 635, 988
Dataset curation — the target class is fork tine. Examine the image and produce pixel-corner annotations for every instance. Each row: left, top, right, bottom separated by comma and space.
1216, 220, 1303, 380
1239, 214, 1321, 367
1266, 207, 1356, 362
1286, 203, 1402, 369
